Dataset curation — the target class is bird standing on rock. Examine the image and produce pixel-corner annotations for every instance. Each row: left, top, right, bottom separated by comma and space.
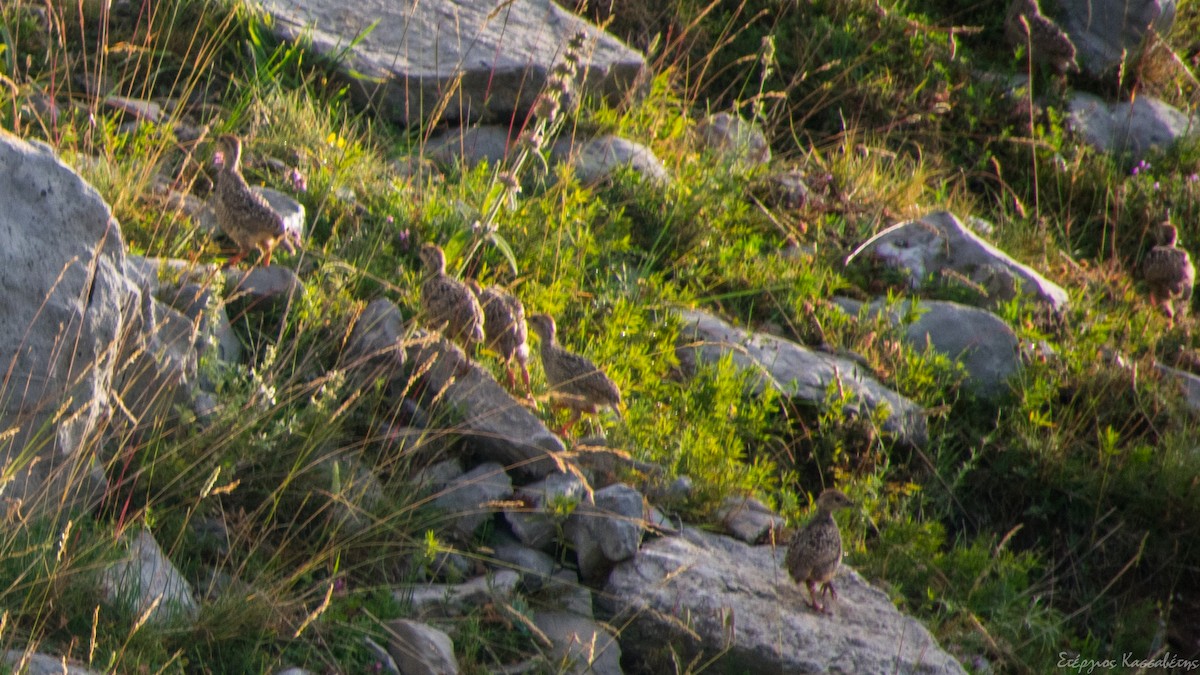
1144, 219, 1195, 325
212, 134, 295, 267
527, 313, 622, 435
418, 243, 485, 365
1004, 0, 1078, 76
468, 280, 531, 396
785, 488, 855, 614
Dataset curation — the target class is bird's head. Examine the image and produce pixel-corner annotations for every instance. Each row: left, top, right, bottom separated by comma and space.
215, 134, 243, 170
527, 313, 557, 344
815, 488, 855, 514
418, 243, 446, 275
1160, 222, 1180, 247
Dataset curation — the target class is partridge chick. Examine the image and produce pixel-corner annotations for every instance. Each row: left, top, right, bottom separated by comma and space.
418, 243, 485, 365
469, 280, 531, 396
1144, 220, 1195, 324
1004, 0, 1078, 76
212, 134, 295, 267
785, 488, 855, 614
527, 313, 621, 435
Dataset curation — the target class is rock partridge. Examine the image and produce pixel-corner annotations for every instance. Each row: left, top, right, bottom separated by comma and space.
212, 134, 295, 267
468, 280, 531, 396
1144, 220, 1195, 324
1004, 0, 1078, 76
785, 488, 855, 614
418, 243, 485, 364
527, 313, 622, 435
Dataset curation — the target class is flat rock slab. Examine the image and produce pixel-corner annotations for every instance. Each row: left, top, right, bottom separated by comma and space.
847, 210, 1069, 312
407, 333, 564, 478
259, 0, 645, 126
677, 309, 928, 447
600, 527, 965, 675
1069, 92, 1194, 161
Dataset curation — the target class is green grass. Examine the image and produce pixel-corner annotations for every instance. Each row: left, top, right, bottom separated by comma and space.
2, 0, 1200, 671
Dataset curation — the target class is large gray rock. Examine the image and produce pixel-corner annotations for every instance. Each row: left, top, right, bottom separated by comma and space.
386, 619, 459, 675
398, 569, 521, 619
504, 471, 588, 549
716, 495, 786, 544
851, 299, 1021, 400
342, 298, 408, 393
696, 112, 770, 169
533, 610, 623, 675
111, 295, 200, 435
407, 334, 564, 478
555, 134, 669, 185
101, 530, 198, 625
1069, 92, 1194, 161
260, 0, 645, 126
432, 461, 513, 541
566, 482, 646, 581
429, 127, 669, 186
0, 132, 142, 511
1, 651, 102, 675
600, 527, 965, 675
1060, 0, 1175, 77
677, 309, 928, 447
846, 211, 1069, 312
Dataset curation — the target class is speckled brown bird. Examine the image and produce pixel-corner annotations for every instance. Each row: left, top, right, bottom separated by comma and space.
1004, 0, 1078, 76
468, 280, 531, 396
527, 313, 622, 435
212, 134, 295, 267
785, 488, 855, 614
418, 243, 485, 363
1144, 220, 1195, 324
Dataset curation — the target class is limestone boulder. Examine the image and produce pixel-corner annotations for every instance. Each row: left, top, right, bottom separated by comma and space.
1, 651, 102, 675
696, 112, 770, 169
0, 132, 143, 511
566, 482, 646, 581
259, 0, 645, 126
533, 610, 623, 675
407, 333, 564, 478
846, 211, 1069, 312
386, 619, 459, 675
716, 495, 786, 544
677, 309, 928, 447
101, 530, 198, 625
1069, 92, 1195, 161
847, 299, 1022, 400
341, 298, 408, 395
600, 527, 965, 674
1059, 0, 1175, 77
504, 471, 588, 549
431, 461, 513, 542
398, 569, 521, 619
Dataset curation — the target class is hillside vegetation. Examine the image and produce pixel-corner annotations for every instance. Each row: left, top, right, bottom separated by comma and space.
1, 0, 1200, 671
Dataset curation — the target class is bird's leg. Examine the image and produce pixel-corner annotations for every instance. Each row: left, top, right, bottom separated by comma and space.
520, 364, 532, 398
821, 581, 838, 607
224, 249, 246, 268
262, 245, 274, 267
504, 365, 517, 391
804, 580, 825, 613
556, 409, 582, 437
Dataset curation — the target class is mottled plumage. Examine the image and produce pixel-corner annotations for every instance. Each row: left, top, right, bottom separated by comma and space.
527, 313, 621, 435
212, 135, 294, 267
469, 281, 531, 395
1005, 0, 1078, 75
418, 244, 485, 362
1144, 221, 1195, 323
785, 488, 855, 614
